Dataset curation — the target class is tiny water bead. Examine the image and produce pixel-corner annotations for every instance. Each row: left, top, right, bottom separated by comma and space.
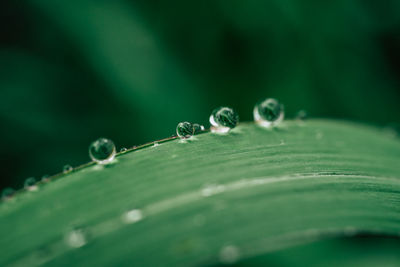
89, 138, 116, 164
63, 164, 73, 174
1, 187, 15, 200
193, 123, 205, 134
24, 177, 38, 191
120, 147, 128, 153
41, 175, 50, 182
253, 98, 284, 127
209, 107, 239, 133
176, 121, 194, 139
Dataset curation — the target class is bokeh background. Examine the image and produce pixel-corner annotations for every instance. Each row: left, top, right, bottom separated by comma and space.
1, 0, 400, 190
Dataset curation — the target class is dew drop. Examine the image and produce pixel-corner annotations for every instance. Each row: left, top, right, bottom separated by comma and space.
219, 245, 240, 264
210, 107, 239, 133
65, 228, 88, 248
89, 138, 116, 164
122, 209, 143, 224
1, 187, 15, 200
176, 121, 194, 139
41, 175, 50, 182
193, 123, 205, 134
253, 98, 284, 127
63, 165, 73, 174
24, 177, 38, 191
120, 147, 127, 153
153, 142, 160, 147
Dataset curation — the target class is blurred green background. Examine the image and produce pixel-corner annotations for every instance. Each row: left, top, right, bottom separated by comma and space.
1, 0, 400, 190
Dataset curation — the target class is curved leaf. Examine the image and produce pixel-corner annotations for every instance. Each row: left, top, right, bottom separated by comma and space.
1, 120, 400, 266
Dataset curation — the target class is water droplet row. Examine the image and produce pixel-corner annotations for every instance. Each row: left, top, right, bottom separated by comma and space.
1, 98, 287, 199
85, 98, 284, 166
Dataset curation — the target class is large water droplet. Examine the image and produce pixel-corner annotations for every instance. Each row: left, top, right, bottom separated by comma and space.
210, 107, 239, 133
63, 165, 73, 174
24, 177, 38, 191
219, 245, 240, 264
253, 98, 284, 127
1, 187, 15, 200
176, 121, 194, 139
89, 138, 116, 164
65, 228, 88, 248
122, 209, 143, 224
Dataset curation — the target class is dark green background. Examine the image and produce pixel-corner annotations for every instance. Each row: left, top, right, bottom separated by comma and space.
1, 0, 400, 190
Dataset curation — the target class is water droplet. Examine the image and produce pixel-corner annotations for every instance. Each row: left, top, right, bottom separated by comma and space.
176, 121, 194, 139
1, 187, 15, 200
153, 142, 160, 147
295, 110, 307, 120
253, 98, 284, 127
89, 138, 116, 164
193, 123, 205, 134
24, 177, 38, 191
122, 209, 143, 224
41, 175, 50, 182
219, 245, 240, 264
63, 165, 73, 174
210, 107, 239, 133
120, 147, 127, 153
65, 228, 88, 248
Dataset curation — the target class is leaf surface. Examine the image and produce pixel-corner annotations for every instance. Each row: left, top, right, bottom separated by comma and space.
1, 120, 400, 266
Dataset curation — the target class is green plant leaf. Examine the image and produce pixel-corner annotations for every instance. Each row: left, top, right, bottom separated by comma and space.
1, 119, 400, 266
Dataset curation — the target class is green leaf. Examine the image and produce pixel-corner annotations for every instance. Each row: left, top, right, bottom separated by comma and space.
1, 119, 400, 266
